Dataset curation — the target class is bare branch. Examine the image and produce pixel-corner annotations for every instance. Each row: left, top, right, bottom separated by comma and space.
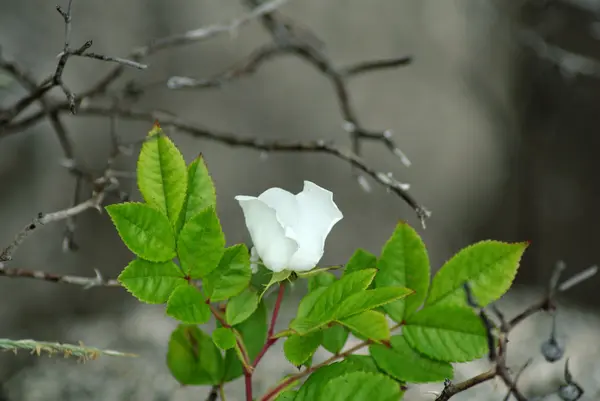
0, 264, 120, 288
0, 192, 106, 262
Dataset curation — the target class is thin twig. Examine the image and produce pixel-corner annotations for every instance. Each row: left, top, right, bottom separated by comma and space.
0, 192, 105, 261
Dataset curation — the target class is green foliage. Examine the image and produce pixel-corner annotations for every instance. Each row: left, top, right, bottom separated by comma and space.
335, 287, 414, 318
344, 249, 377, 277
321, 324, 349, 354
403, 304, 488, 362
137, 124, 188, 227
226, 289, 259, 326
177, 206, 225, 278
106, 123, 530, 400
376, 222, 430, 322
338, 310, 390, 341
295, 359, 382, 401
118, 259, 185, 304
106, 202, 176, 262
204, 244, 252, 302
370, 335, 453, 383
318, 371, 403, 401
308, 271, 336, 292
167, 325, 223, 385
177, 156, 217, 231
284, 332, 323, 366
166, 285, 211, 324
426, 240, 528, 308
223, 301, 268, 381
212, 328, 236, 350
275, 391, 298, 401
291, 270, 409, 336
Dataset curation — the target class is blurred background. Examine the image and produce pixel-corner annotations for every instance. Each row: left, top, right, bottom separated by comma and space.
0, 0, 599, 400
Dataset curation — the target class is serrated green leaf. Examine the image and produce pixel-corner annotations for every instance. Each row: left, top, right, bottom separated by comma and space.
338, 310, 390, 341
177, 206, 225, 279
166, 285, 211, 324
167, 324, 223, 385
321, 324, 349, 354
308, 271, 336, 292
118, 259, 185, 304
177, 156, 216, 231
336, 287, 414, 319
226, 289, 259, 326
375, 222, 430, 322
284, 332, 323, 366
137, 124, 187, 227
318, 371, 402, 401
290, 269, 377, 334
204, 244, 252, 302
403, 305, 487, 362
344, 249, 377, 277
426, 240, 528, 308
212, 327, 236, 350
223, 300, 267, 381
344, 355, 379, 372
370, 335, 453, 383
106, 202, 176, 262
295, 359, 377, 401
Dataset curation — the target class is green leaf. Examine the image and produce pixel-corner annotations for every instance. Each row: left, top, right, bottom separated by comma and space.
403, 305, 487, 362
166, 285, 211, 324
375, 222, 430, 322
344, 355, 379, 372
318, 371, 402, 401
223, 300, 267, 381
338, 310, 390, 341
290, 269, 377, 334
276, 391, 297, 401
204, 244, 252, 302
212, 327, 236, 350
178, 156, 217, 230
137, 123, 188, 227
426, 240, 528, 308
344, 249, 377, 277
336, 287, 414, 319
370, 335, 453, 383
226, 289, 259, 326
177, 206, 225, 279
295, 359, 380, 401
260, 270, 292, 300
321, 325, 349, 354
308, 272, 336, 292
118, 259, 186, 304
106, 202, 176, 262
167, 325, 223, 385
284, 332, 323, 366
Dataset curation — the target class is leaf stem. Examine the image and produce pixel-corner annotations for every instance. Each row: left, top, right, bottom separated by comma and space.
253, 282, 286, 367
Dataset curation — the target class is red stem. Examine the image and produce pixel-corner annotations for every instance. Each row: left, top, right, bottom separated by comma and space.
245, 372, 253, 401
253, 282, 286, 367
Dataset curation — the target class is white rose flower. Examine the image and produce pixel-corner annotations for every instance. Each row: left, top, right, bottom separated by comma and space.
235, 181, 343, 273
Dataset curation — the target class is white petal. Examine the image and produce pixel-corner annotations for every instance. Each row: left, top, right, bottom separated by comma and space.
235, 196, 298, 272
287, 181, 343, 272
257, 187, 299, 231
